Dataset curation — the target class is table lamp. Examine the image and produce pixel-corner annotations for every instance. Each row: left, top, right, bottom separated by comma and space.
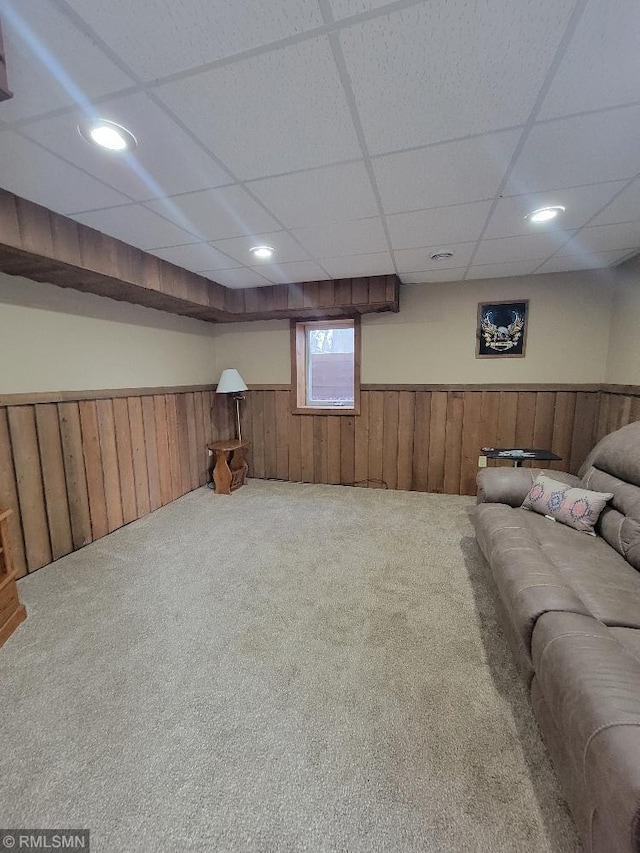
216, 368, 248, 441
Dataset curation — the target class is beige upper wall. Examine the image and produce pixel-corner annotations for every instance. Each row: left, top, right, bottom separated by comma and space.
214, 271, 616, 385
0, 273, 217, 394
606, 257, 640, 384
0, 265, 624, 395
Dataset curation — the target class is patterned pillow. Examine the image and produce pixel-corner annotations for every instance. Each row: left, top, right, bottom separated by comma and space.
522, 474, 613, 534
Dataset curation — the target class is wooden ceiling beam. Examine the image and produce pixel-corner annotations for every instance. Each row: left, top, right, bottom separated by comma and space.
0, 189, 400, 322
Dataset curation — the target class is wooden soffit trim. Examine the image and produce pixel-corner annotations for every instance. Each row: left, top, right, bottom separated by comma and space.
0, 190, 400, 323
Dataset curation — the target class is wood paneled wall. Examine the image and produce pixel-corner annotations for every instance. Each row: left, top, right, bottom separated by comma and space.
241, 386, 611, 496
0, 387, 233, 578
595, 386, 640, 442
4, 383, 640, 579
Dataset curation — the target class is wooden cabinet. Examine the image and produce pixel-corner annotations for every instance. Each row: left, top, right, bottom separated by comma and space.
0, 508, 27, 648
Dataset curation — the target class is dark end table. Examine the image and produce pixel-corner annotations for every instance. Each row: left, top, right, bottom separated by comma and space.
480, 447, 562, 468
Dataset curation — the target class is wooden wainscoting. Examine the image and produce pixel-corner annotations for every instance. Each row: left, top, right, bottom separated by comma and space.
241, 385, 607, 497
0, 386, 236, 577
595, 386, 640, 442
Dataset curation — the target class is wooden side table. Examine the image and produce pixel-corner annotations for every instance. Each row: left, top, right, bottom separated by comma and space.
0, 508, 27, 648
208, 440, 249, 495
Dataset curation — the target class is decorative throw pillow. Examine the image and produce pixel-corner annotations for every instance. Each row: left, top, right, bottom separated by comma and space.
522, 474, 613, 534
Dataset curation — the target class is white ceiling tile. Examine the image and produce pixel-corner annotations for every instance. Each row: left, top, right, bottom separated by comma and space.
292, 218, 387, 258
155, 37, 361, 180
247, 162, 378, 228
466, 260, 544, 280
64, 0, 324, 80
387, 201, 492, 250
557, 223, 640, 257
150, 243, 240, 272
340, 1, 574, 154
400, 269, 468, 284
505, 107, 640, 195
474, 231, 575, 265
330, 0, 393, 19
539, 0, 640, 120
319, 253, 395, 278
484, 183, 628, 239
145, 186, 280, 242
23, 93, 233, 204
206, 268, 272, 289
590, 181, 640, 227
72, 205, 198, 250
0, 132, 130, 213
394, 243, 476, 273
537, 250, 633, 273
252, 261, 329, 285
211, 232, 310, 265
373, 130, 520, 214
0, 0, 134, 122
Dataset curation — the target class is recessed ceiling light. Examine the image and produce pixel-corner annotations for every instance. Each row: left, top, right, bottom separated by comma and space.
78, 118, 137, 152
430, 251, 454, 261
250, 245, 275, 260
525, 205, 565, 223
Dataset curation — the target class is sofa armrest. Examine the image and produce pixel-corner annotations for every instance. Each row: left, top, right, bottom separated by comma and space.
476, 467, 581, 506
533, 613, 640, 853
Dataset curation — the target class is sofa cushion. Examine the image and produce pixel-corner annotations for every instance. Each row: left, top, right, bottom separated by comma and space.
579, 421, 640, 571
610, 627, 640, 663
522, 473, 613, 534
472, 503, 640, 657
582, 467, 640, 570
476, 466, 581, 507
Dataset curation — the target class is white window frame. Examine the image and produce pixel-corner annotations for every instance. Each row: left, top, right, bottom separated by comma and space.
291, 317, 361, 416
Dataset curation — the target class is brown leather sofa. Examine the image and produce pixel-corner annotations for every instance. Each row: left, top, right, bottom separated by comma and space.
472, 421, 640, 853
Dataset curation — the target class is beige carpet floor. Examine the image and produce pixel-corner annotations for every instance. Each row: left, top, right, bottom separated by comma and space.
1, 480, 579, 853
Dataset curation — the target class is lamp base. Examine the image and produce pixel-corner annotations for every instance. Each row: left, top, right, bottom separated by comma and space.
233, 394, 244, 442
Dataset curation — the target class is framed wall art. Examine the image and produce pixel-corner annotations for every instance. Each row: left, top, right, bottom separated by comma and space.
476, 300, 529, 358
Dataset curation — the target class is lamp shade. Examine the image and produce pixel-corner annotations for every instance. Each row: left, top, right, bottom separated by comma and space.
216, 368, 248, 394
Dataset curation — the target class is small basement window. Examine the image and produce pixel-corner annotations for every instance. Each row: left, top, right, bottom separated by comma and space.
291, 318, 360, 415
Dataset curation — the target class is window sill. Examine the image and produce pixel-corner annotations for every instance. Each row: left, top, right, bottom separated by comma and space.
292, 405, 360, 416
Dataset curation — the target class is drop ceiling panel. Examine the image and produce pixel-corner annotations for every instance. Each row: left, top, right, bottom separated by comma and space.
149, 243, 240, 273
208, 268, 271, 289
247, 162, 378, 228
473, 231, 575, 265
373, 131, 520, 214
401, 269, 468, 284
340, 0, 575, 155
145, 186, 280, 242
590, 181, 640, 228
253, 260, 330, 285
23, 93, 233, 204
319, 253, 395, 278
72, 204, 198, 250
292, 218, 387, 258
0, 0, 134, 122
64, 0, 324, 81
0, 132, 130, 213
387, 201, 493, 250
539, 0, 640, 120
155, 38, 361, 180
537, 250, 632, 273
505, 107, 640, 195
484, 183, 628, 240
394, 243, 476, 274
466, 260, 544, 280
330, 0, 394, 19
557, 223, 640, 257
211, 232, 310, 265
